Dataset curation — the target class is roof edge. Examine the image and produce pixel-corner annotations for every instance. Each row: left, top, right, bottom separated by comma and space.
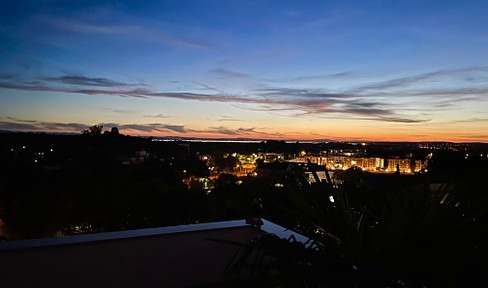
0, 218, 311, 251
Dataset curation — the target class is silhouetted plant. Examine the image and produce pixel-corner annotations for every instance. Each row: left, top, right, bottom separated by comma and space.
81, 124, 103, 136
218, 165, 488, 287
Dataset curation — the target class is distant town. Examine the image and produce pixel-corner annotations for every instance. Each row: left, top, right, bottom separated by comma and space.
3, 130, 488, 184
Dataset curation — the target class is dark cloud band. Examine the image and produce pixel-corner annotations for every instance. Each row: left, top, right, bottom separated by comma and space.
3, 67, 486, 124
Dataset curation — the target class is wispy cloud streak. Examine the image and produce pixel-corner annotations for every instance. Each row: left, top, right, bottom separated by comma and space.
209, 68, 248, 79
218, 116, 243, 122
264, 71, 352, 83
143, 114, 172, 118
44, 76, 143, 87
0, 119, 86, 132
355, 67, 488, 91
40, 16, 212, 50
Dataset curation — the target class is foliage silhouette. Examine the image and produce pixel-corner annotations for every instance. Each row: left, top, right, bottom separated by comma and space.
218, 164, 488, 287
82, 124, 103, 136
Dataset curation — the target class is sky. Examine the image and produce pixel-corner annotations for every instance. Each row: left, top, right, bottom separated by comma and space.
1, 0, 488, 142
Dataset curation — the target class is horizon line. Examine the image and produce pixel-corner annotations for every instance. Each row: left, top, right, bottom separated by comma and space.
1, 129, 487, 145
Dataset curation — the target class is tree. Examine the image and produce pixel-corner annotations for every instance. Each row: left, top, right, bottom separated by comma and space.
82, 125, 103, 136
110, 127, 119, 135
103, 127, 120, 136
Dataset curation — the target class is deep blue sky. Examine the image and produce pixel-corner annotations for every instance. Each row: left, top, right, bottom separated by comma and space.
1, 0, 487, 141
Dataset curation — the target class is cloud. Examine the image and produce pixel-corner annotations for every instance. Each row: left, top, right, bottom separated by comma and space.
0, 119, 86, 132
264, 71, 352, 82
0, 118, 279, 138
5, 66, 487, 124
410, 88, 488, 97
356, 66, 488, 91
6, 117, 37, 123
44, 76, 142, 87
0, 122, 40, 131
161, 125, 186, 133
293, 72, 352, 81
457, 134, 488, 140
190, 126, 258, 136
236, 127, 257, 133
143, 114, 172, 118
100, 108, 137, 114
192, 81, 225, 93
440, 118, 488, 124
201, 126, 241, 135
458, 118, 488, 123
0, 77, 428, 123
0, 118, 188, 134
116, 123, 187, 133
218, 116, 243, 122
209, 68, 248, 79
255, 87, 352, 100
368, 117, 430, 123
41, 16, 212, 50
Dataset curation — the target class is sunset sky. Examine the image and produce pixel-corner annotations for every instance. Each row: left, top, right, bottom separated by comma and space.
1, 0, 487, 142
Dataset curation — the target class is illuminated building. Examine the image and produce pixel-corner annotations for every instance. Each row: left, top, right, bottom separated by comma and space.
291, 155, 427, 173
258, 152, 284, 162
292, 156, 386, 171
387, 159, 411, 173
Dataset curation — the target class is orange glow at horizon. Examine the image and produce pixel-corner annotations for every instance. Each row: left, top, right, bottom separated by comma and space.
103, 129, 488, 143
